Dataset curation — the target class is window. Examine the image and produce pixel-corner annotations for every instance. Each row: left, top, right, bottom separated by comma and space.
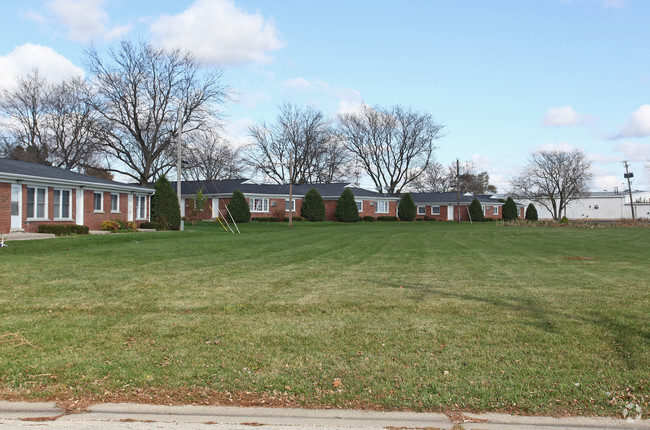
111, 193, 120, 212
493, 206, 499, 216
27, 187, 46, 219
93, 192, 103, 212
135, 195, 147, 220
376, 201, 389, 213
417, 206, 426, 215
285, 199, 296, 212
355, 200, 363, 212
431, 205, 440, 215
249, 198, 269, 212
53, 189, 71, 219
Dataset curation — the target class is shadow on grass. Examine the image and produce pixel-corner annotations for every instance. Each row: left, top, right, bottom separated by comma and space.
368, 279, 649, 368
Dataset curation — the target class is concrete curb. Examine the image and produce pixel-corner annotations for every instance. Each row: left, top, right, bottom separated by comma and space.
1, 401, 648, 429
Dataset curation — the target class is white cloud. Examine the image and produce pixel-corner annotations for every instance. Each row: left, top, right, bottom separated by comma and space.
534, 141, 579, 152
0, 44, 84, 90
612, 105, 650, 139
284, 78, 313, 91
542, 106, 593, 127
224, 117, 254, 149
615, 142, 650, 162
46, 0, 128, 43
150, 0, 284, 66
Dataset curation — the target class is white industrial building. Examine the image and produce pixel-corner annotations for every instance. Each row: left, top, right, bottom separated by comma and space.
523, 190, 650, 220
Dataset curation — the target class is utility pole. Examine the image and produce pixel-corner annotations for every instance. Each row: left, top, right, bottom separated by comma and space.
176, 108, 184, 231
456, 159, 461, 223
288, 153, 293, 228
623, 161, 635, 220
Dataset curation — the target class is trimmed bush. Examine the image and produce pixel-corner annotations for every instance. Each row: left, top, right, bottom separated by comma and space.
376, 216, 399, 222
151, 175, 181, 230
139, 221, 163, 230
525, 203, 538, 221
251, 217, 279, 222
37, 224, 89, 235
502, 197, 518, 221
227, 190, 251, 223
398, 193, 416, 221
335, 188, 360, 222
363, 215, 376, 222
560, 216, 569, 224
469, 198, 485, 222
301, 188, 326, 221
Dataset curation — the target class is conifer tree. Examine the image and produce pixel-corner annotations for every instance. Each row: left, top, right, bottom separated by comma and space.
335, 188, 360, 222
502, 196, 518, 221
227, 190, 251, 223
525, 203, 538, 221
301, 188, 326, 221
151, 175, 181, 230
468, 198, 485, 222
398, 193, 416, 221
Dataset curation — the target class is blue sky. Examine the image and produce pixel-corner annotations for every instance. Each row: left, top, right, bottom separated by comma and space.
1, 0, 649, 191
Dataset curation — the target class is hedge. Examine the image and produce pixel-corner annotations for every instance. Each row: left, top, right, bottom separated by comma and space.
37, 224, 89, 235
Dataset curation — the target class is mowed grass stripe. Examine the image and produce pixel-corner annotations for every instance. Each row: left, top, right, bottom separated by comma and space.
0, 221, 647, 415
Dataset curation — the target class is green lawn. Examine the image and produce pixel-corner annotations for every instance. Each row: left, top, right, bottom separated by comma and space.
0, 221, 648, 416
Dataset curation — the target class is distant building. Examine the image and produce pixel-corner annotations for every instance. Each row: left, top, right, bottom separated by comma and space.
520, 190, 650, 220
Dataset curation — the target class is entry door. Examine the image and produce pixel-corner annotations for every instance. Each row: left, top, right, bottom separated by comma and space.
11, 184, 21, 230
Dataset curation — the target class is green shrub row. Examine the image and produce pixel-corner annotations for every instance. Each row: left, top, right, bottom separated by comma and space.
101, 219, 137, 232
376, 216, 399, 222
37, 224, 89, 235
139, 221, 164, 230
251, 216, 306, 223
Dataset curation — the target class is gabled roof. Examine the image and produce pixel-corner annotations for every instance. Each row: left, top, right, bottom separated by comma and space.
409, 192, 500, 205
0, 158, 154, 193
174, 179, 399, 200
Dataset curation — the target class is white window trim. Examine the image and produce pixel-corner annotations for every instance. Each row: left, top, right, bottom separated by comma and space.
93, 191, 104, 213
111, 193, 120, 213
249, 197, 269, 213
493, 206, 499, 216
376, 200, 389, 214
355, 200, 363, 212
431, 205, 441, 215
26, 186, 48, 220
53, 189, 73, 220
135, 194, 147, 220
285, 199, 296, 212
417, 205, 426, 215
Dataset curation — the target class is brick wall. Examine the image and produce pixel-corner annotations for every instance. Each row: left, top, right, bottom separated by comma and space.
0, 182, 10, 234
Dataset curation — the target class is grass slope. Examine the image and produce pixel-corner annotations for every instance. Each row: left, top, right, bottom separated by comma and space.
0, 221, 648, 416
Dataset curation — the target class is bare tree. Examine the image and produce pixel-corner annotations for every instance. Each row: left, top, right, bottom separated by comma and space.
410, 162, 453, 192
0, 70, 50, 164
511, 149, 592, 221
0, 70, 102, 170
411, 160, 497, 194
44, 77, 102, 170
337, 103, 443, 195
182, 131, 245, 181
248, 103, 350, 184
85, 40, 228, 185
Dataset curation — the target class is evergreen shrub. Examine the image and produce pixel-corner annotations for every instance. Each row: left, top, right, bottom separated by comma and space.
335, 188, 360, 222
502, 197, 518, 221
376, 216, 399, 221
363, 215, 376, 222
469, 198, 485, 222
227, 190, 251, 223
301, 188, 326, 221
525, 203, 538, 221
398, 193, 416, 221
151, 175, 181, 230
